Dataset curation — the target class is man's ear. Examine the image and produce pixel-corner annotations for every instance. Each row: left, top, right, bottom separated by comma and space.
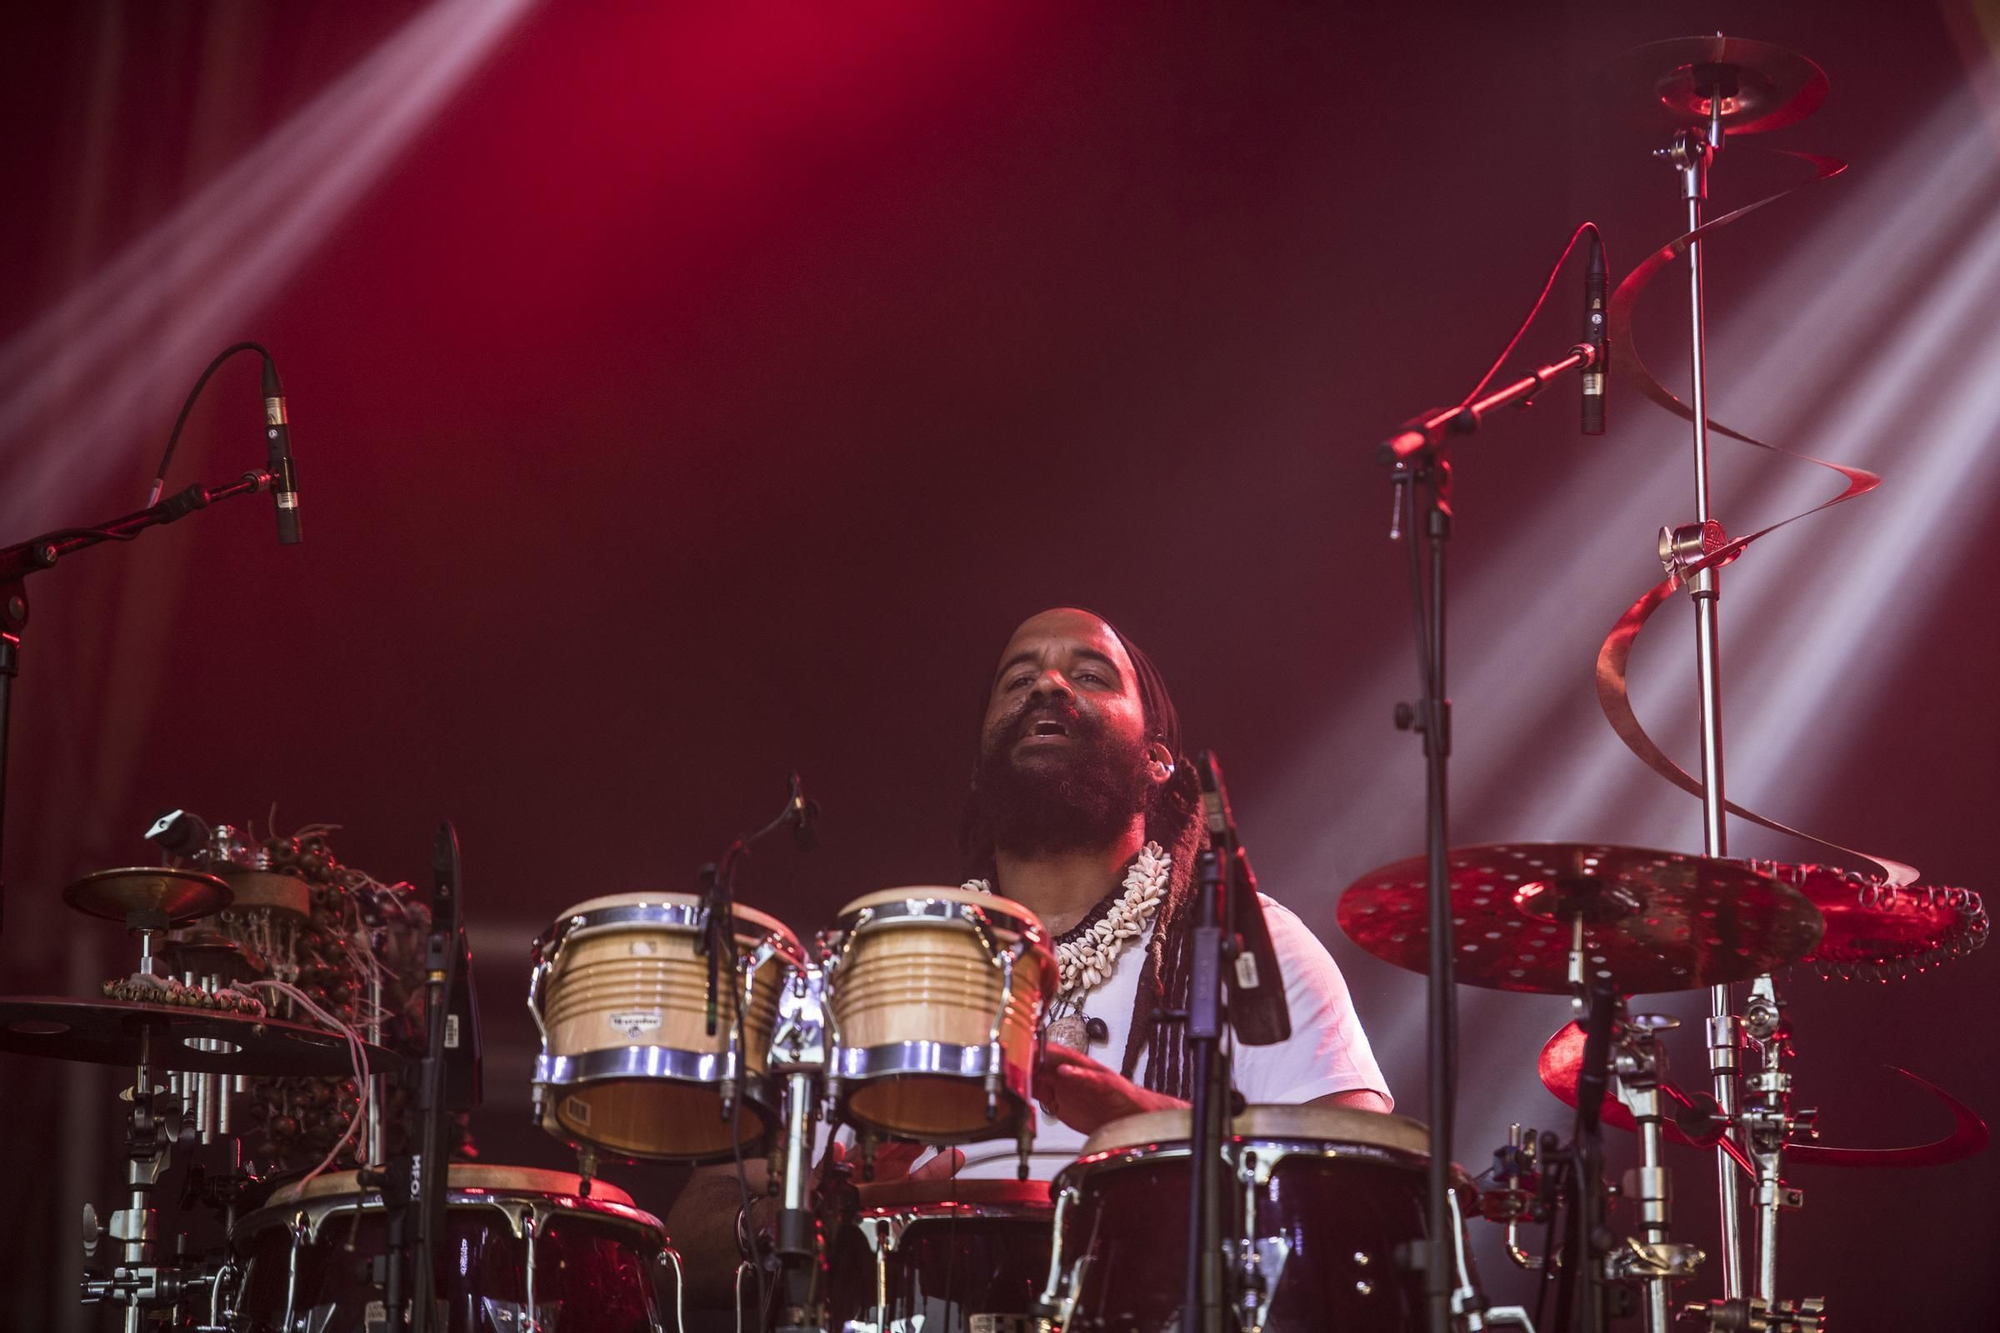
1145, 742, 1176, 786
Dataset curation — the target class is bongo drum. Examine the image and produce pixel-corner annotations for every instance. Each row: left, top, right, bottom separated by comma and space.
823, 888, 1053, 1142
530, 892, 802, 1160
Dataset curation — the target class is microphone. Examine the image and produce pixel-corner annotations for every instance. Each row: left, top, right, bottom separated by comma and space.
1195, 752, 1292, 1046
786, 771, 820, 852
1581, 231, 1607, 436
430, 821, 482, 1111
262, 356, 302, 544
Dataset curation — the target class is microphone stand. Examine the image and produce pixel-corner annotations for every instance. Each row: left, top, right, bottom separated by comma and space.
0, 469, 284, 934
414, 823, 466, 1333
1181, 845, 1229, 1333
1551, 978, 1618, 1333
1376, 341, 1600, 1333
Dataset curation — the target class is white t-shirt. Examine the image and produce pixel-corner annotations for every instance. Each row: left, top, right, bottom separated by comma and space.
948, 892, 1391, 1179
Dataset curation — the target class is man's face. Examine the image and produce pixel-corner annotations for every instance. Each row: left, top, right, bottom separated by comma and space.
972, 608, 1156, 856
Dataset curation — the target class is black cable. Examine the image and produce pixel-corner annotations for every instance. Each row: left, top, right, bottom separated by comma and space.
1456, 222, 1602, 410
148, 340, 269, 504
1533, 1153, 1566, 1332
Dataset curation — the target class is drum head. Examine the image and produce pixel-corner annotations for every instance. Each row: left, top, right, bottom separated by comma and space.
855, 1177, 1052, 1210
1080, 1103, 1432, 1159
265, 1163, 638, 1208
836, 886, 1045, 939
552, 891, 800, 949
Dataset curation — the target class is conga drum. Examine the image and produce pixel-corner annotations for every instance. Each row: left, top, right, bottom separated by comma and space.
822, 888, 1054, 1141
531, 892, 802, 1160
825, 1178, 1055, 1333
1043, 1105, 1482, 1332
227, 1165, 679, 1333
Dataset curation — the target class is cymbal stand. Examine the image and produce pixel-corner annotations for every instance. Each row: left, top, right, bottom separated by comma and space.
1653, 80, 1744, 1301
1607, 1015, 1704, 1331
769, 959, 831, 1333
1738, 977, 1821, 1317
80, 1026, 213, 1332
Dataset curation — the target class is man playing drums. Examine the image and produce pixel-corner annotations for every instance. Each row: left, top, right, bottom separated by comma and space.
667, 606, 1389, 1303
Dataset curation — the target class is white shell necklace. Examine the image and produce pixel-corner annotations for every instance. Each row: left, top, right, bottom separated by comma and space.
964, 841, 1170, 1051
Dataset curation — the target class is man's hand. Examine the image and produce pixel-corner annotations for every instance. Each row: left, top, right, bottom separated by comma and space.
1035, 1043, 1187, 1134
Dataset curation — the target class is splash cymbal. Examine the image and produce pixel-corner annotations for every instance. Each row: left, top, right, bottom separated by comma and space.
1336, 842, 1822, 995
1537, 1020, 1750, 1170
1538, 1020, 1988, 1169
1599, 35, 1828, 136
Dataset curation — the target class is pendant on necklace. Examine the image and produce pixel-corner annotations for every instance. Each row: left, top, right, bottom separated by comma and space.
1047, 1012, 1091, 1052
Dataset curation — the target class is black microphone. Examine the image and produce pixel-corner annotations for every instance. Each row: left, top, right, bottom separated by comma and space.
1195, 751, 1292, 1047
262, 356, 302, 544
431, 821, 482, 1111
1582, 232, 1608, 436
786, 771, 820, 852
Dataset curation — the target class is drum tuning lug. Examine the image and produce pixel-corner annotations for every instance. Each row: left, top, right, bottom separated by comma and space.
81, 1203, 102, 1257
576, 1145, 598, 1197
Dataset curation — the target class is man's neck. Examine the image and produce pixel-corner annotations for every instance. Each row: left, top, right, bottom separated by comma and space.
991, 820, 1147, 937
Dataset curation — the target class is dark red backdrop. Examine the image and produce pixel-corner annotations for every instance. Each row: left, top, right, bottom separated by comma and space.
3, 1, 1996, 1325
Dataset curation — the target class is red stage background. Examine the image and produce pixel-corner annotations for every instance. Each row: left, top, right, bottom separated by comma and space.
2, 1, 1996, 1324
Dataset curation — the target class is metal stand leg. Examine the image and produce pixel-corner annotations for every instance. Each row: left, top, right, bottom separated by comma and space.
769, 962, 829, 1333
1658, 107, 1747, 1304
1610, 1015, 1704, 1331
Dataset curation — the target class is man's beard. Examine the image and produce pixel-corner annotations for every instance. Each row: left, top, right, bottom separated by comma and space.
968, 701, 1152, 859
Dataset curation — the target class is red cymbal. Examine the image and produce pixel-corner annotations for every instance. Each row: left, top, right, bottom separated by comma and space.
1753, 862, 1989, 978
1538, 1021, 1988, 1169
1337, 843, 1821, 995
1536, 1021, 1745, 1165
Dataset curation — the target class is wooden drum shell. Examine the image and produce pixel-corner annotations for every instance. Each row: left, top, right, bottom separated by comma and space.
829, 888, 1052, 1140
536, 893, 798, 1161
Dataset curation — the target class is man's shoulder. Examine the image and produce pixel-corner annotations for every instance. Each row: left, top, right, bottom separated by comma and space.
1251, 892, 1328, 953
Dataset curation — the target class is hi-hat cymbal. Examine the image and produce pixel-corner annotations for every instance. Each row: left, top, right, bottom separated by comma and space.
1599, 35, 1828, 136
0, 995, 400, 1076
62, 867, 231, 928
1538, 1020, 1988, 1169
1336, 843, 1822, 995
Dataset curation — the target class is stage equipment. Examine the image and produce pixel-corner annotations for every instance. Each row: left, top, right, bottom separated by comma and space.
1369, 215, 1613, 1333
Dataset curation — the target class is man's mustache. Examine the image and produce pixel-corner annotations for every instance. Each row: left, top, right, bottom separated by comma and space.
1000, 698, 1094, 745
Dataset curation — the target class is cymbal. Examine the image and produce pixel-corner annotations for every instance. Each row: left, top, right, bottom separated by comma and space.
1753, 862, 1989, 978
0, 996, 401, 1076
1537, 1020, 1750, 1169
62, 867, 231, 928
211, 867, 311, 918
1336, 843, 1822, 995
1599, 35, 1828, 137
155, 932, 267, 983
1539, 1020, 1988, 1169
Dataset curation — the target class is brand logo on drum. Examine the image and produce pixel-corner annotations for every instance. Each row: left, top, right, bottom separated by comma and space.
609, 1010, 663, 1037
